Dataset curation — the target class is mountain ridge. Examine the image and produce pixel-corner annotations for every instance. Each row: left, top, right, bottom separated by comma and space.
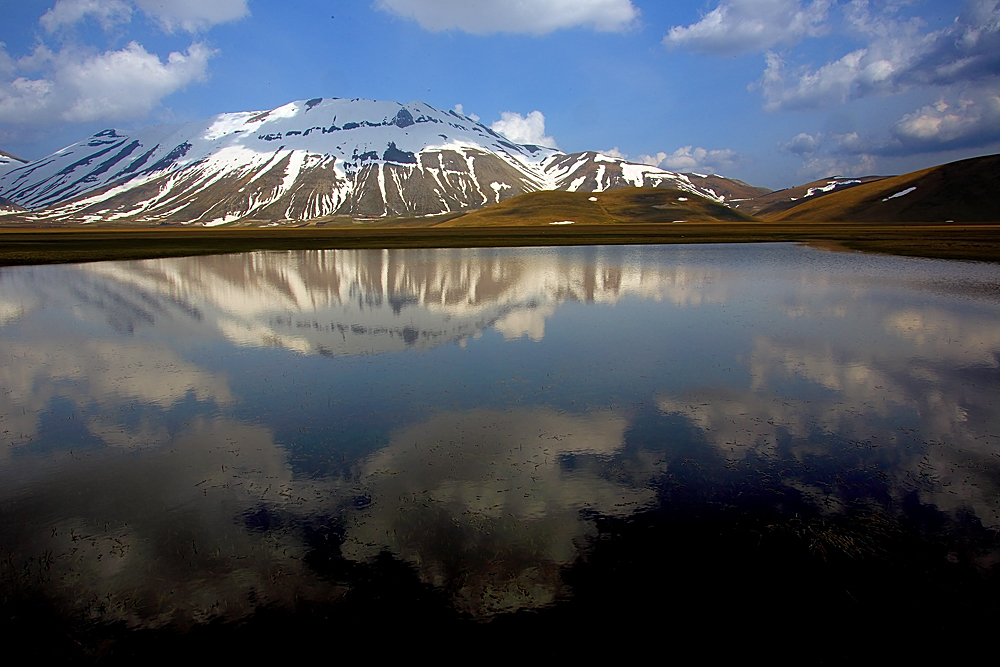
732, 176, 888, 216
0, 98, 760, 226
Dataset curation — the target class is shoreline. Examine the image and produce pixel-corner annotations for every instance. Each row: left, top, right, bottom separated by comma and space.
1, 223, 999, 266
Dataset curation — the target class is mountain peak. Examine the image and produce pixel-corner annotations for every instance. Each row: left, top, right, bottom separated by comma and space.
0, 98, 742, 226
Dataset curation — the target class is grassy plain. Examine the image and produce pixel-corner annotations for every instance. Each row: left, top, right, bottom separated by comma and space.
2, 186, 999, 265
437, 188, 756, 226
2, 221, 999, 266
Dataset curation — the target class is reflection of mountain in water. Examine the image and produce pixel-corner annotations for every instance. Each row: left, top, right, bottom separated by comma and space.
2, 244, 1000, 633
72, 248, 730, 354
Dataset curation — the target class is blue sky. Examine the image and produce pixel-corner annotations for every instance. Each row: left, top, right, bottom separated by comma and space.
1, 0, 998, 189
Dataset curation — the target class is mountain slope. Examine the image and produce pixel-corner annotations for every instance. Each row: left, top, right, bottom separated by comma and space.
685, 174, 771, 207
438, 188, 758, 226
735, 176, 887, 215
0, 98, 753, 226
765, 154, 1000, 222
0, 149, 27, 175
0, 196, 23, 213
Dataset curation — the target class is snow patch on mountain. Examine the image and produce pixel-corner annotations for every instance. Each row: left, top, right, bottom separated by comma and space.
805, 179, 861, 198
882, 186, 916, 202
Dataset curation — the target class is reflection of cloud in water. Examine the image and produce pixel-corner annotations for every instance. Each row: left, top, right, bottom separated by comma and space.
660, 332, 1000, 529
493, 304, 557, 341
341, 409, 655, 616
0, 408, 658, 624
884, 307, 1000, 367
748, 338, 902, 409
0, 339, 232, 456
3, 245, 998, 628
0, 297, 29, 327
0, 418, 332, 627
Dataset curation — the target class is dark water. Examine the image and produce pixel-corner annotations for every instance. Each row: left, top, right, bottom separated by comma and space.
1, 243, 999, 659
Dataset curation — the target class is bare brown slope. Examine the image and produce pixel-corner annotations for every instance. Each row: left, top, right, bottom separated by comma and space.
746, 176, 887, 216
684, 174, 772, 204
438, 188, 758, 227
766, 153, 1000, 222
0, 196, 24, 211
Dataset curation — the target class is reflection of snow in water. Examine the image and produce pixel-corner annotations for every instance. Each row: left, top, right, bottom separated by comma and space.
70, 248, 733, 354
1, 244, 999, 628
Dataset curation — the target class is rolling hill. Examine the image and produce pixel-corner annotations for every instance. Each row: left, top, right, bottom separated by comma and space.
736, 176, 888, 216
765, 154, 1000, 222
438, 187, 758, 226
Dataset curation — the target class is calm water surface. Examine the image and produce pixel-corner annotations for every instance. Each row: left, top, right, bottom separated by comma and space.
1, 243, 999, 657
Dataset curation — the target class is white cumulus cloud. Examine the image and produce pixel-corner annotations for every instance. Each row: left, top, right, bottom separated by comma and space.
640, 146, 744, 174
886, 86, 1000, 154
759, 0, 1000, 111
41, 0, 133, 32
782, 132, 822, 155
1, 0, 241, 140
779, 85, 1000, 162
795, 153, 878, 180
0, 41, 213, 126
454, 103, 479, 121
783, 129, 866, 152
491, 110, 558, 148
134, 0, 250, 33
376, 0, 638, 35
40, 0, 249, 34
664, 0, 831, 55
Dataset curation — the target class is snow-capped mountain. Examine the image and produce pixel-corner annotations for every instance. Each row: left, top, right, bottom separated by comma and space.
0, 98, 741, 225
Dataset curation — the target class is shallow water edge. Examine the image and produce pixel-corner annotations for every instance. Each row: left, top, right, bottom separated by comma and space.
2, 222, 1000, 266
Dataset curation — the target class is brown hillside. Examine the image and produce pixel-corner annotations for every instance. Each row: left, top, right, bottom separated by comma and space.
745, 176, 887, 216
438, 188, 758, 227
0, 196, 24, 211
765, 153, 1000, 222
683, 174, 771, 203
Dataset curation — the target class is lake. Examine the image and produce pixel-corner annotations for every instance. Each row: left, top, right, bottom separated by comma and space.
1, 243, 999, 659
